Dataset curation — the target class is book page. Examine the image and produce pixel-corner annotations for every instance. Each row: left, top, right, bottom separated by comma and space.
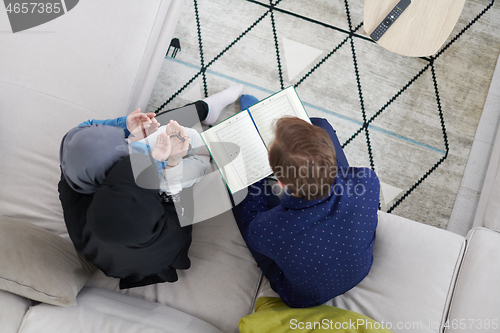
248, 86, 311, 147
201, 111, 272, 194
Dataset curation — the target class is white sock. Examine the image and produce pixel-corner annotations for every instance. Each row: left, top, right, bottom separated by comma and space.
202, 84, 244, 125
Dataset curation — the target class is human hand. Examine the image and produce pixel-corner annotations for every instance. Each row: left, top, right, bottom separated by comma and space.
151, 132, 171, 161
127, 108, 159, 142
165, 120, 190, 165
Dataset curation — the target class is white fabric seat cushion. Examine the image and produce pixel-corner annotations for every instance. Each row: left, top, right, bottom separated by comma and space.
0, 290, 32, 333
86, 210, 262, 333
328, 211, 466, 333
18, 287, 222, 333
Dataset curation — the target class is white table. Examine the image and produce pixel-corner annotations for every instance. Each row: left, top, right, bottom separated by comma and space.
364, 0, 466, 57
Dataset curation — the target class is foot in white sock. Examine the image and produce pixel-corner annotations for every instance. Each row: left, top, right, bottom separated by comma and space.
202, 84, 244, 125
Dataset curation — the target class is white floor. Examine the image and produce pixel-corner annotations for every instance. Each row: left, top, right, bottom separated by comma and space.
447, 56, 500, 236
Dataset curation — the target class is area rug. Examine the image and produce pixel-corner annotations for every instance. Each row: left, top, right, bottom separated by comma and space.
147, 0, 500, 229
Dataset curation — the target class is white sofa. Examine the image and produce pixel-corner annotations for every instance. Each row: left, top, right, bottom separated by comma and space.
1, 1, 500, 332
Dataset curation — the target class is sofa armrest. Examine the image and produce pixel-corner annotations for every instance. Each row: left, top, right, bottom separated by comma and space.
473, 123, 500, 231
134, 0, 185, 113
473, 54, 500, 231
444, 228, 500, 333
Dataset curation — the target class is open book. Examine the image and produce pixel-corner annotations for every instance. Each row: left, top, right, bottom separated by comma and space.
201, 86, 310, 194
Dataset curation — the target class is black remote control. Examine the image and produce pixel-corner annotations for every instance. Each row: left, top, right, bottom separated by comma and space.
370, 0, 411, 41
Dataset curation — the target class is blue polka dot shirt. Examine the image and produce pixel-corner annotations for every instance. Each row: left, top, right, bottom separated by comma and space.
239, 167, 380, 308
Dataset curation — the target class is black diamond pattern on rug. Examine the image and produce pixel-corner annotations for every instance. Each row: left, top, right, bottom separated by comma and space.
153, 0, 495, 218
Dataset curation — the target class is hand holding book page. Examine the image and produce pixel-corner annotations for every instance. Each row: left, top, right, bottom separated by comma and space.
201, 86, 310, 194
201, 111, 272, 194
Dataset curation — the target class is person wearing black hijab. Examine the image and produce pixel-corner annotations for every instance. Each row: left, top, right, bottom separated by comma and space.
58, 85, 244, 288
58, 124, 192, 289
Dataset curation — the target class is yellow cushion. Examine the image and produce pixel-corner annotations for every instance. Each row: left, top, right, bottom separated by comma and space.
239, 297, 393, 333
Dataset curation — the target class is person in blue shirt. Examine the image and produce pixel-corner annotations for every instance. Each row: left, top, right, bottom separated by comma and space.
233, 95, 380, 308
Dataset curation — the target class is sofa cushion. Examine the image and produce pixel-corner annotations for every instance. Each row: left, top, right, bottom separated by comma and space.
444, 228, 500, 332
0, 83, 113, 235
18, 287, 222, 333
0, 0, 179, 235
328, 211, 465, 333
0, 0, 174, 114
0, 290, 32, 333
239, 297, 392, 333
0, 216, 94, 306
86, 209, 262, 333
